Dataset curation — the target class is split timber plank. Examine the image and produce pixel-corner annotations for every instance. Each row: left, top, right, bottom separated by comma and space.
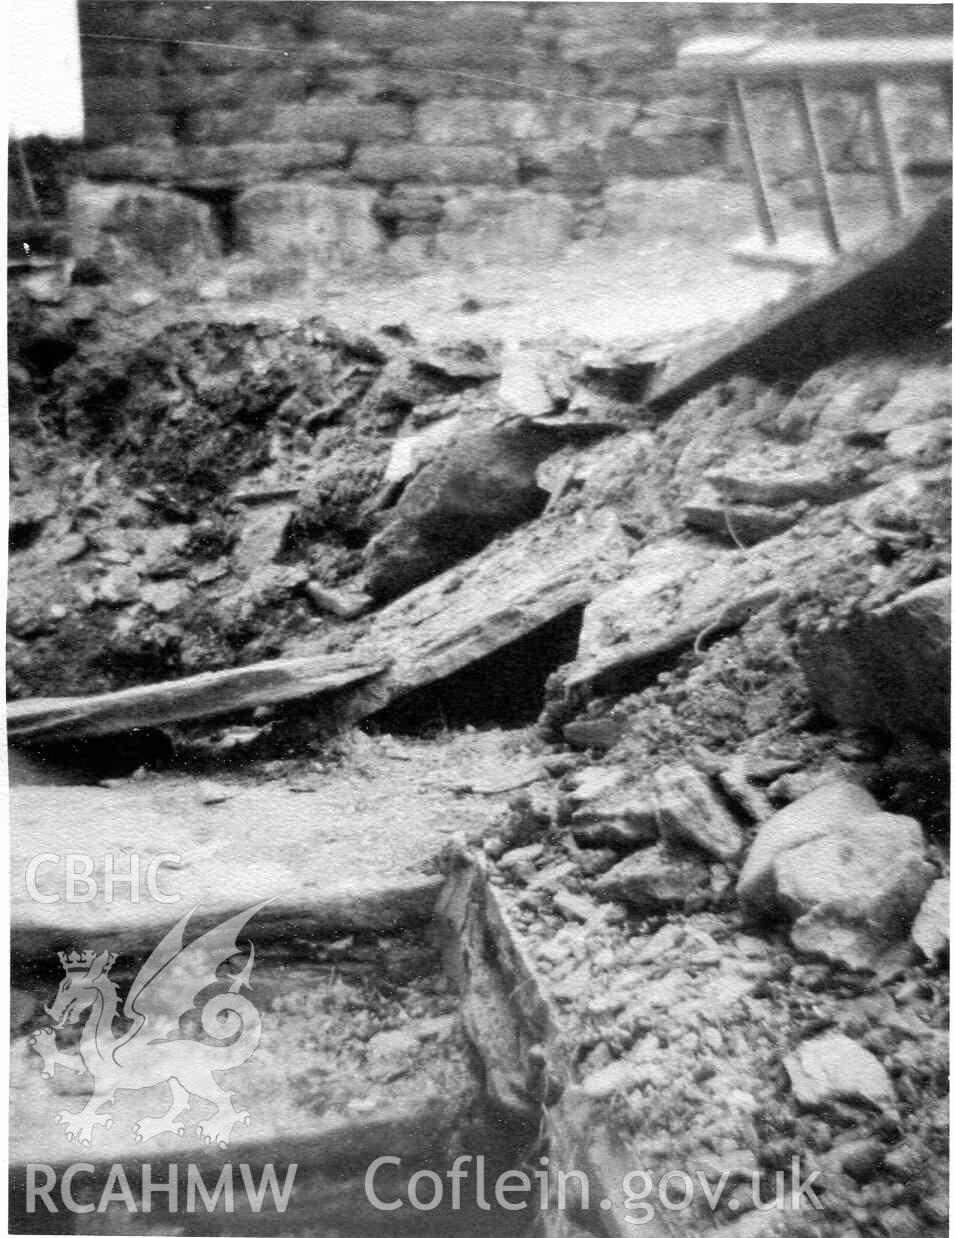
646, 195, 952, 412
340, 512, 634, 722
7, 515, 631, 744
6, 652, 389, 744
679, 35, 953, 85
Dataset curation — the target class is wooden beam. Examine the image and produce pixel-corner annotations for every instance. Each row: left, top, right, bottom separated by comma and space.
788, 76, 841, 255
7, 653, 390, 743
727, 76, 777, 247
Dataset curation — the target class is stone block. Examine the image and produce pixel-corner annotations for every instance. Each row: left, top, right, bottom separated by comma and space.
521, 143, 606, 194
162, 68, 309, 114
182, 143, 347, 186
558, 34, 663, 75
434, 190, 574, 264
551, 100, 638, 144
82, 76, 162, 115
416, 99, 550, 145
601, 129, 718, 178
234, 182, 382, 265
339, 66, 459, 104
68, 180, 221, 272
391, 40, 523, 73
77, 143, 184, 183
352, 144, 519, 186
82, 113, 173, 148
796, 577, 950, 740
267, 101, 412, 143
80, 39, 165, 77
180, 106, 277, 146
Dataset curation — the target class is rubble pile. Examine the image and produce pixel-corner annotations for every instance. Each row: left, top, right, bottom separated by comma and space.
7, 187, 951, 1236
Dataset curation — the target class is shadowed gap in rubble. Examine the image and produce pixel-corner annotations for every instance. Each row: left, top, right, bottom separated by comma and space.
369, 607, 586, 734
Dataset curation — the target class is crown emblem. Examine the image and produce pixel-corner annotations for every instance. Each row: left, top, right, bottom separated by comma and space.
57, 949, 117, 974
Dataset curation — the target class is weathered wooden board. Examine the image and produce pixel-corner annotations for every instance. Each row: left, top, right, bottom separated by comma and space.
646, 195, 952, 411
339, 511, 634, 721
7, 513, 632, 743
6, 652, 389, 743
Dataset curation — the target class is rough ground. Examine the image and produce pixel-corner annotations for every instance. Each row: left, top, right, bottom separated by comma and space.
7, 186, 951, 1238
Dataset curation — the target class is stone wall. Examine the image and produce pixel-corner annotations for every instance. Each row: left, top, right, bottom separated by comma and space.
73, 1, 952, 266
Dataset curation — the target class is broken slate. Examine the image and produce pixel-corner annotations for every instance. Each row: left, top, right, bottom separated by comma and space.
593, 844, 710, 913
796, 576, 950, 741
306, 582, 372, 620
230, 503, 293, 576
652, 763, 744, 862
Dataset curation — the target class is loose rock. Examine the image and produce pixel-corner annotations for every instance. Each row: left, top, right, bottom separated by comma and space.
594, 844, 710, 912
653, 763, 744, 861
785, 1032, 895, 1110
739, 781, 932, 968
911, 878, 949, 961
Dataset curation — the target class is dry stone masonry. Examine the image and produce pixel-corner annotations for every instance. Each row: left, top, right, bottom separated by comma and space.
64, 1, 952, 268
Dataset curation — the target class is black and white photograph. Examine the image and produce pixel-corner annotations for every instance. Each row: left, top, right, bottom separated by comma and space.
5, 1, 952, 1234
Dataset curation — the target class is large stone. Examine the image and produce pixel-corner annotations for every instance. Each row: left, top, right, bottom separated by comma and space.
738, 781, 879, 917
234, 182, 382, 265
352, 144, 519, 186
784, 1033, 895, 1110
593, 844, 710, 913
739, 782, 933, 969
267, 101, 412, 143
363, 421, 555, 601
416, 98, 550, 144
782, 815, 934, 969
76, 143, 184, 182
652, 764, 744, 862
796, 577, 950, 740
435, 190, 574, 264
68, 181, 221, 273
182, 141, 348, 184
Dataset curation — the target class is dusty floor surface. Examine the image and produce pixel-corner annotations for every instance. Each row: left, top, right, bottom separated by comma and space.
7, 175, 951, 1238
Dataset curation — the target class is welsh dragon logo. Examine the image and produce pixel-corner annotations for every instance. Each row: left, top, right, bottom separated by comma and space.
29, 898, 272, 1150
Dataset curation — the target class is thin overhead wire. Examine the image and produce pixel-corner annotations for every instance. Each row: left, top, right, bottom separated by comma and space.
80, 31, 731, 128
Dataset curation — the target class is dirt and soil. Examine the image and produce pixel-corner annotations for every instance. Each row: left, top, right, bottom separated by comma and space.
7, 176, 951, 1238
